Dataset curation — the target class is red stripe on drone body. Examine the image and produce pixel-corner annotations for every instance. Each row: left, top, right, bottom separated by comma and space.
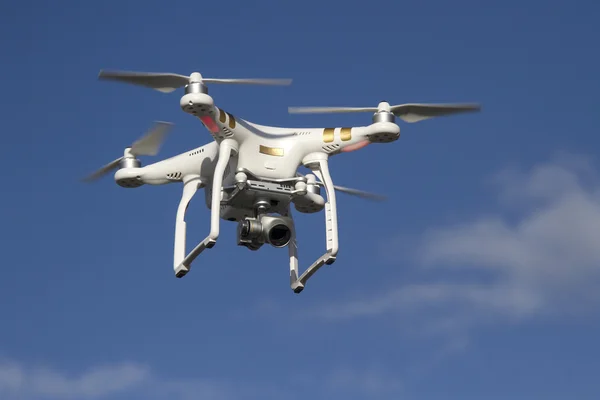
341, 140, 370, 153
199, 115, 220, 133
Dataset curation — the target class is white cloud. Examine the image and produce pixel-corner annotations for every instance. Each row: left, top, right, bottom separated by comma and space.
0, 360, 148, 399
0, 357, 402, 400
0, 361, 24, 393
31, 363, 148, 398
0, 358, 233, 400
306, 154, 600, 332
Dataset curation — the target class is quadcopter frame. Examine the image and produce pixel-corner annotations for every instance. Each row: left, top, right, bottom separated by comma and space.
86, 69, 480, 294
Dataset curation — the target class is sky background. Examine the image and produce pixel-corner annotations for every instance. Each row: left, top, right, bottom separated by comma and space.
2, 0, 600, 399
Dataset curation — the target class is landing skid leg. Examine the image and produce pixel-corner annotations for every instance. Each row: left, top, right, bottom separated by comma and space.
174, 139, 237, 278
291, 157, 339, 293
284, 207, 302, 293
173, 176, 203, 277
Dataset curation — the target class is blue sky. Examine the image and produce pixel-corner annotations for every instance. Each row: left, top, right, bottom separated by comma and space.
2, 0, 600, 399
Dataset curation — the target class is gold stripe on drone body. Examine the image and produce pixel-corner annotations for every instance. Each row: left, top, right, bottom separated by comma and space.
340, 127, 352, 141
259, 145, 285, 157
226, 112, 236, 129
218, 108, 227, 123
323, 127, 352, 142
323, 128, 335, 143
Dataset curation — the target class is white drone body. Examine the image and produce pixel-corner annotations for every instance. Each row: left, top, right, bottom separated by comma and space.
86, 69, 481, 293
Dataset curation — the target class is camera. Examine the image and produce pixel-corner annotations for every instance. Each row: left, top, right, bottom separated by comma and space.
237, 215, 293, 250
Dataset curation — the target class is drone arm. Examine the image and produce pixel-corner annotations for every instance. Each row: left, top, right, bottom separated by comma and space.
292, 155, 339, 293
174, 139, 238, 277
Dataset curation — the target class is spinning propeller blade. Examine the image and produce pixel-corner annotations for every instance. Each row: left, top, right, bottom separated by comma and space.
324, 184, 387, 201
288, 106, 379, 114
82, 121, 173, 182
130, 121, 172, 156
98, 71, 189, 93
289, 102, 481, 122
98, 69, 292, 93
298, 173, 386, 201
203, 78, 293, 85
82, 157, 123, 183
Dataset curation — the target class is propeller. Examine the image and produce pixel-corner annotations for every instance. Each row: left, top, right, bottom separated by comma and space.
98, 69, 293, 93
297, 173, 386, 201
288, 101, 481, 123
318, 182, 387, 201
82, 121, 173, 182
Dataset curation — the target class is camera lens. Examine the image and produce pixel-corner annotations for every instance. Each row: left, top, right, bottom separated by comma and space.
240, 220, 250, 237
268, 224, 291, 247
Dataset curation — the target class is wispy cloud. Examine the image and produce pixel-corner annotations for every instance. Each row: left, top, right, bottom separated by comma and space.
0, 358, 244, 400
0, 359, 149, 399
0, 357, 403, 400
303, 154, 600, 334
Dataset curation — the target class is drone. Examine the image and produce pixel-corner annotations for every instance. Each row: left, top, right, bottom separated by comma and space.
85, 69, 481, 293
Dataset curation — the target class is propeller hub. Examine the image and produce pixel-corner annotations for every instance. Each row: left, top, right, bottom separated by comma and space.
189, 72, 203, 83
377, 101, 391, 112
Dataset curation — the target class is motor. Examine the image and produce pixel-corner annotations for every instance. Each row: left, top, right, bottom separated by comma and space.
237, 214, 293, 250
